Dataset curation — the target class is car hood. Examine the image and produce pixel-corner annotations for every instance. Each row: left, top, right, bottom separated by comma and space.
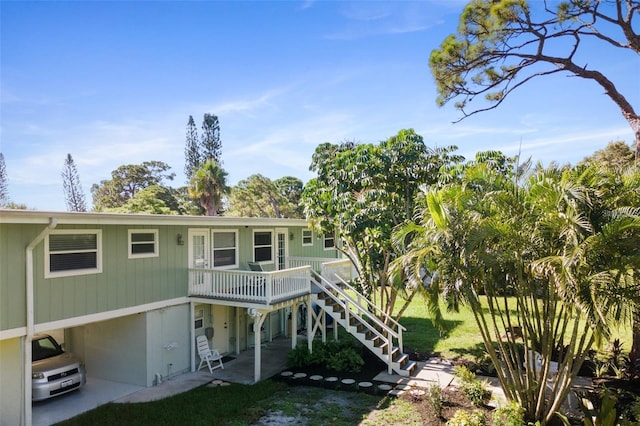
33, 352, 82, 374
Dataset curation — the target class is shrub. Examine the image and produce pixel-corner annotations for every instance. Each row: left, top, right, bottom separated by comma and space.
327, 347, 364, 373
286, 339, 365, 373
446, 409, 487, 426
493, 401, 525, 426
426, 384, 444, 418
286, 345, 313, 369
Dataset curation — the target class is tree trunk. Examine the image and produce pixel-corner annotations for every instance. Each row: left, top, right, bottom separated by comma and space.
630, 310, 640, 378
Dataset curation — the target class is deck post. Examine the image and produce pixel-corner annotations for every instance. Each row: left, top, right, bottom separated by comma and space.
291, 304, 298, 349
250, 309, 267, 383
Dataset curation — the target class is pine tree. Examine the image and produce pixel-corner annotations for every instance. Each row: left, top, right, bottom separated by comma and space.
184, 115, 200, 180
200, 113, 222, 164
62, 153, 87, 212
0, 153, 9, 207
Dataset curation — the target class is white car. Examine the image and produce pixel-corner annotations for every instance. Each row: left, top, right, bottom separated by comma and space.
32, 333, 86, 401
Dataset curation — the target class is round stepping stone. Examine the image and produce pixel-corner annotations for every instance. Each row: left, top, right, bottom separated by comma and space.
310, 375, 323, 381
324, 376, 338, 383
293, 372, 307, 379
341, 378, 356, 385
358, 382, 373, 392
219, 382, 230, 386
389, 389, 405, 397
395, 384, 412, 391
377, 384, 393, 393
210, 379, 224, 385
280, 371, 293, 377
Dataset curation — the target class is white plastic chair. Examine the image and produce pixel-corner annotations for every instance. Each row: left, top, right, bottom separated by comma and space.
196, 335, 224, 373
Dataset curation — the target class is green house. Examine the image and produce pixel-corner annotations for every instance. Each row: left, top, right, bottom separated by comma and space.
0, 209, 344, 425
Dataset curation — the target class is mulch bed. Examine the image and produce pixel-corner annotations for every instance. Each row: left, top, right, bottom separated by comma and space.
402, 387, 496, 426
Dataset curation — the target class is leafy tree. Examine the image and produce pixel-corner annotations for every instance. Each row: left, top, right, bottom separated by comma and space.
580, 140, 636, 170
303, 129, 462, 318
274, 176, 305, 217
429, 0, 640, 159
188, 159, 229, 216
394, 158, 640, 424
91, 161, 175, 210
184, 115, 201, 180
0, 153, 9, 207
61, 154, 87, 212
200, 113, 222, 164
107, 185, 181, 215
226, 174, 303, 218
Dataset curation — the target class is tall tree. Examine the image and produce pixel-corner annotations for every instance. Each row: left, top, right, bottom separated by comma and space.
580, 140, 636, 169
274, 176, 305, 218
61, 154, 87, 212
0, 153, 9, 207
394, 159, 640, 424
184, 115, 201, 180
200, 113, 222, 164
303, 129, 462, 318
188, 159, 229, 216
429, 0, 640, 159
107, 185, 182, 215
226, 174, 303, 218
91, 161, 175, 210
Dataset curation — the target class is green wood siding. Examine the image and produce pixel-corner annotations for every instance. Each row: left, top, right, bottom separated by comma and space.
1, 220, 337, 331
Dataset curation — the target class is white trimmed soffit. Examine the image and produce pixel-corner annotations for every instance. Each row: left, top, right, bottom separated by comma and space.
0, 209, 309, 227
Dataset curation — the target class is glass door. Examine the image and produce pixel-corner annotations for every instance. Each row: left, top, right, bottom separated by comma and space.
275, 228, 288, 270
188, 229, 210, 288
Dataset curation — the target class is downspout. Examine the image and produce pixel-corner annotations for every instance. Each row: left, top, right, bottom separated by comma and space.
23, 218, 57, 426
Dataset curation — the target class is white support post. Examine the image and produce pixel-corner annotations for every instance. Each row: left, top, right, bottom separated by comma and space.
250, 309, 267, 383
306, 298, 313, 352
291, 304, 298, 349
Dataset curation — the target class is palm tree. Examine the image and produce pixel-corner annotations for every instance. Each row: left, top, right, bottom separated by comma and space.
393, 158, 640, 424
188, 159, 229, 216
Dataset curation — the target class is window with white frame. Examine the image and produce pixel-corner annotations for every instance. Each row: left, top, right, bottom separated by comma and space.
128, 229, 159, 259
212, 230, 238, 268
323, 234, 335, 250
302, 229, 313, 246
45, 230, 102, 278
253, 230, 273, 263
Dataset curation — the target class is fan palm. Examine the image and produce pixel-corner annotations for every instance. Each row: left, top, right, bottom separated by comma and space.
188, 159, 229, 216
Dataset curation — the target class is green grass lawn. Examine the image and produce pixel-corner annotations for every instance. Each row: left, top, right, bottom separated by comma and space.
398, 294, 633, 360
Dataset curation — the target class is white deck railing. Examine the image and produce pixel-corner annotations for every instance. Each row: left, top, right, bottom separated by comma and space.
189, 265, 311, 304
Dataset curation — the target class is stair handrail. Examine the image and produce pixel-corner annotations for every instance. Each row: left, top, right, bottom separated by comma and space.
331, 273, 406, 334
312, 270, 403, 354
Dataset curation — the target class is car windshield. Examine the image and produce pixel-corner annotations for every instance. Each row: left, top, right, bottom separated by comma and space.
32, 336, 64, 361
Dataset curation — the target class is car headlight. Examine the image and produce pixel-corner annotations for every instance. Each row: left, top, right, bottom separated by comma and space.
32, 372, 44, 379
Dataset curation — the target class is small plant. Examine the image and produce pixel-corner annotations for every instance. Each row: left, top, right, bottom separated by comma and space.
425, 384, 444, 418
493, 401, 525, 426
454, 365, 491, 406
580, 387, 618, 426
462, 379, 491, 407
454, 365, 477, 384
446, 409, 487, 426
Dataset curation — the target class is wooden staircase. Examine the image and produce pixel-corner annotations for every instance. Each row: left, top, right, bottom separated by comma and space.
311, 271, 418, 377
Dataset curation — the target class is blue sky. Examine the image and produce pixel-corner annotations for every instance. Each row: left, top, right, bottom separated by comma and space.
1, 1, 638, 211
